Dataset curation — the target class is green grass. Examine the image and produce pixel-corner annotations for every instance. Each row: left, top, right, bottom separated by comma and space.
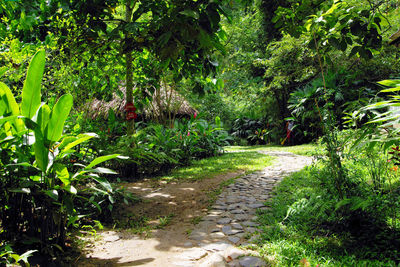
224, 143, 319, 156
156, 214, 175, 229
254, 167, 400, 266
159, 152, 274, 182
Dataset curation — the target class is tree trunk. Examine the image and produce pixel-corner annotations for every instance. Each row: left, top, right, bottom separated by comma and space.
125, 1, 134, 134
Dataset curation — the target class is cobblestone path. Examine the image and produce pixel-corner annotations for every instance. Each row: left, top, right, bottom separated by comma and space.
173, 151, 312, 267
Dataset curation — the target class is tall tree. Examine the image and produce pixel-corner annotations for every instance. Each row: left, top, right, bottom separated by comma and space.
2, 0, 233, 132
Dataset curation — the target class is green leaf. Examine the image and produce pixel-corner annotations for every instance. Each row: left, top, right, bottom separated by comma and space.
216, 4, 232, 23
179, 9, 199, 19
335, 198, 352, 210
359, 47, 372, 59
378, 80, 400, 87
0, 66, 7, 78
92, 176, 113, 192
21, 116, 49, 172
91, 167, 118, 174
37, 104, 51, 133
34, 126, 49, 172
54, 163, 70, 185
61, 134, 96, 153
21, 50, 45, 119
216, 79, 224, 90
85, 154, 120, 169
18, 250, 37, 264
369, 116, 400, 124
212, 38, 226, 55
339, 39, 347, 51
46, 94, 73, 142
9, 188, 31, 194
0, 115, 18, 124
0, 82, 24, 132
0, 82, 19, 116
215, 116, 221, 127
65, 185, 77, 194
380, 86, 400, 93
45, 189, 59, 201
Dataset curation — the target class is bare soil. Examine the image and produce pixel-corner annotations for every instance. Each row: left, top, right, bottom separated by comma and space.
77, 171, 245, 266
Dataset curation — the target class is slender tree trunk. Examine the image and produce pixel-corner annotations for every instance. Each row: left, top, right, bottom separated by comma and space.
125, 1, 134, 134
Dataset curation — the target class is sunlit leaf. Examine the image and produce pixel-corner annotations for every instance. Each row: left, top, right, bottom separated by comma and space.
378, 80, 400, 88
85, 154, 120, 169
21, 50, 45, 119
54, 163, 70, 185
46, 94, 73, 142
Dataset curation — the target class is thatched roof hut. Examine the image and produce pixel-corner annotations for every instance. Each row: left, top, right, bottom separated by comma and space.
84, 85, 197, 121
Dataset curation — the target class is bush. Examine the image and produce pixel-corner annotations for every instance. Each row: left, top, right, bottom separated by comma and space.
231, 117, 280, 145
0, 51, 122, 261
105, 117, 233, 179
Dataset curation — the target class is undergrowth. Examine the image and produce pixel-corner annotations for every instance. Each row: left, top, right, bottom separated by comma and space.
256, 164, 400, 266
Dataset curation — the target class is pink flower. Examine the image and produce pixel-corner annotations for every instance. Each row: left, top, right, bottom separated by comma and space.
194, 112, 197, 119
187, 131, 190, 136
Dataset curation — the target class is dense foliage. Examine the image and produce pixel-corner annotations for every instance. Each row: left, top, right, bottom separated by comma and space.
1, 0, 400, 265
257, 131, 400, 265
104, 117, 232, 178
0, 51, 127, 264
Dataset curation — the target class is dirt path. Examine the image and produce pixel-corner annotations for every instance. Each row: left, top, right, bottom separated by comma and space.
78, 151, 312, 267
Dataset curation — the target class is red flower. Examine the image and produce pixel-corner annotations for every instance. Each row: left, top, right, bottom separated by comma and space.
194, 112, 197, 119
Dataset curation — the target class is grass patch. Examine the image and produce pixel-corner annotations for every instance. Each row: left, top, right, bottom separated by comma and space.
156, 214, 175, 229
224, 143, 319, 156
159, 152, 274, 182
255, 167, 400, 266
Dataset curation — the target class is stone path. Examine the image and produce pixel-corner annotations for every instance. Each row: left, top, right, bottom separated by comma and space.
172, 151, 312, 267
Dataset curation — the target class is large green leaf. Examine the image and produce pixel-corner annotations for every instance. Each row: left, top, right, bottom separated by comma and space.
381, 86, 400, 93
378, 80, 400, 88
380, 86, 400, 93
60, 134, 96, 154
46, 94, 73, 142
0, 82, 19, 116
0, 95, 6, 116
0, 82, 24, 132
21, 50, 45, 119
0, 115, 20, 127
34, 126, 49, 172
85, 154, 120, 169
17, 116, 48, 172
37, 104, 51, 133
54, 163, 70, 185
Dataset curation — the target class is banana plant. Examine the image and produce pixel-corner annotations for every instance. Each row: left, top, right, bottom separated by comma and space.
0, 50, 123, 250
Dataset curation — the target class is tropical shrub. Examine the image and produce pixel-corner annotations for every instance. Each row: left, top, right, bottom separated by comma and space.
0, 51, 122, 260
258, 153, 400, 265
107, 117, 232, 178
231, 117, 279, 145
